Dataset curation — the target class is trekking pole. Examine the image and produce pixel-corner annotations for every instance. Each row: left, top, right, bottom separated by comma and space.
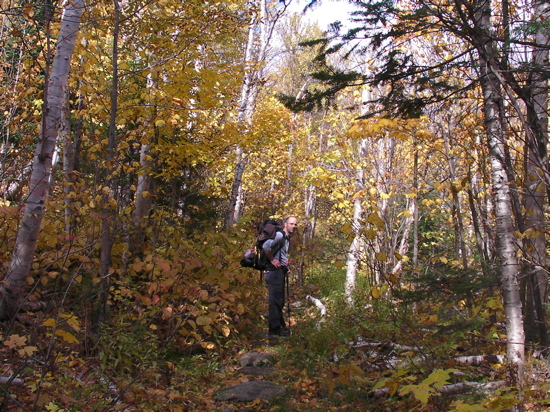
286, 269, 291, 332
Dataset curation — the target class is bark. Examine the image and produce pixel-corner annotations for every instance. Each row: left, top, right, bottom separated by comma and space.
454, 355, 506, 365
475, 0, 525, 389
520, 0, 549, 347
442, 129, 468, 270
0, 0, 85, 321
390, 197, 415, 277
466, 169, 491, 277
412, 147, 419, 270
345, 140, 367, 302
344, 171, 364, 303
61, 86, 77, 236
130, 142, 153, 256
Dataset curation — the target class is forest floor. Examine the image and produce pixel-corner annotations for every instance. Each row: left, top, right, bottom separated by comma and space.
158, 287, 550, 412
2, 285, 550, 411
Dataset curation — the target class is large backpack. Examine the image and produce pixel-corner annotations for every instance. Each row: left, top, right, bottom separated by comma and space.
240, 219, 284, 271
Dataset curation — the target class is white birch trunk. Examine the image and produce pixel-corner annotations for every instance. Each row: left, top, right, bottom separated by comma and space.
345, 140, 367, 302
475, 0, 525, 389
0, 0, 85, 320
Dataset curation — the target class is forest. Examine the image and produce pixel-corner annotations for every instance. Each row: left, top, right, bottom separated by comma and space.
0, 0, 549, 410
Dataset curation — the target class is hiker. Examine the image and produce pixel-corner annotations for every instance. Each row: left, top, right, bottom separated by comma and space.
262, 216, 298, 337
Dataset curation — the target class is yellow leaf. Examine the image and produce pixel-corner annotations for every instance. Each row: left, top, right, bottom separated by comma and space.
367, 212, 385, 229
363, 229, 377, 239
155, 119, 165, 127
341, 222, 353, 235
372, 287, 381, 299
55, 330, 79, 344
43, 318, 56, 327
375, 252, 387, 261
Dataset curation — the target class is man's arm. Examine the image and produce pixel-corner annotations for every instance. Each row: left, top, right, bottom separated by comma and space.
263, 233, 283, 268
264, 250, 282, 268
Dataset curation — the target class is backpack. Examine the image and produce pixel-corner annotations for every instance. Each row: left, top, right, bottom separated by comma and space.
240, 219, 284, 271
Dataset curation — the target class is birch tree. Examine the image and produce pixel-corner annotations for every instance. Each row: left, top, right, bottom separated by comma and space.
474, 0, 525, 388
0, 0, 85, 320
344, 140, 366, 302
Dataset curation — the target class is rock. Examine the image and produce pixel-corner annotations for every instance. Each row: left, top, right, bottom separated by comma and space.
238, 352, 274, 368
239, 365, 275, 376
213, 380, 286, 402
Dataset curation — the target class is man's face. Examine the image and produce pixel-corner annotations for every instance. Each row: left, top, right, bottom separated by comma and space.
285, 217, 298, 235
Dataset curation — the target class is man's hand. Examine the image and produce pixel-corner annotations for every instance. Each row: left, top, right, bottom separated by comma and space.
271, 258, 282, 268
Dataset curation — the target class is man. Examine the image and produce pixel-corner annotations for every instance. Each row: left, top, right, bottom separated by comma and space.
262, 216, 298, 337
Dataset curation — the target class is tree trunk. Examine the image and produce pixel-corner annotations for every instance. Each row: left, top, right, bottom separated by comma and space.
130, 142, 153, 255
475, 0, 525, 390
443, 130, 469, 269
94, 0, 120, 332
345, 140, 367, 302
61, 85, 78, 236
344, 185, 363, 302
521, 0, 549, 347
0, 0, 85, 320
412, 147, 419, 270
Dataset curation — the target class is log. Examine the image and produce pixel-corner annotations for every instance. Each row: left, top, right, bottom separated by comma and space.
373, 380, 506, 397
454, 355, 506, 365
350, 337, 422, 352
0, 376, 24, 386
306, 295, 326, 316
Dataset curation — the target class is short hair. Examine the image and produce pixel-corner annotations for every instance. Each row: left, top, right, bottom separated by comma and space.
283, 216, 298, 224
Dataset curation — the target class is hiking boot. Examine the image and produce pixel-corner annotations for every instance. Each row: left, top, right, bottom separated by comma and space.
269, 327, 290, 337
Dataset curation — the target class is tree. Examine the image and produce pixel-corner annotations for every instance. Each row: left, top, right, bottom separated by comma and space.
0, 0, 85, 320
474, 0, 525, 387
224, 0, 287, 229
284, 0, 543, 389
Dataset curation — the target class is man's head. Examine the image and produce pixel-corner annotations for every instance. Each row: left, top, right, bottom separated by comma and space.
283, 216, 298, 236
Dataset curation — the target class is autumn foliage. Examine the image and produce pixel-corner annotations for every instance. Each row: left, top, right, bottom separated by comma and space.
1, 0, 550, 411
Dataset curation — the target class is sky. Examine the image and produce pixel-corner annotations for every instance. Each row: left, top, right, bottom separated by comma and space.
287, 0, 357, 30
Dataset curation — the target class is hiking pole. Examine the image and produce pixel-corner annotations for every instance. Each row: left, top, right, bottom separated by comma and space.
286, 269, 291, 333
